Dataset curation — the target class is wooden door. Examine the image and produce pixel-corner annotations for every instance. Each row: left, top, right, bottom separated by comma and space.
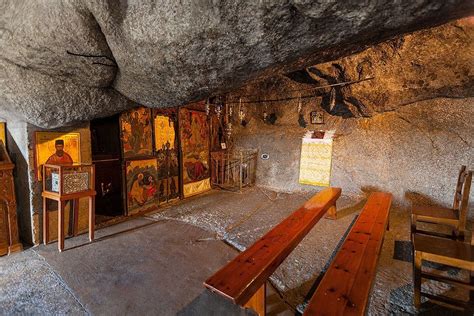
94, 160, 124, 216
90, 115, 124, 216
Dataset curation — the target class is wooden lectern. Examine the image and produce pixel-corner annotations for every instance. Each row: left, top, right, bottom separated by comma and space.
42, 163, 96, 252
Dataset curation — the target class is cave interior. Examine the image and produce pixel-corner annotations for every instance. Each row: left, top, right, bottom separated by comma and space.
0, 2, 473, 315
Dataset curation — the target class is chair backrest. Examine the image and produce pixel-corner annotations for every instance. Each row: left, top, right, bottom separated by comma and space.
458, 170, 472, 232
453, 165, 467, 210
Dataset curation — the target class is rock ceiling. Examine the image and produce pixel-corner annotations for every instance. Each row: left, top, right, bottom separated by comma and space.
1, 1, 473, 128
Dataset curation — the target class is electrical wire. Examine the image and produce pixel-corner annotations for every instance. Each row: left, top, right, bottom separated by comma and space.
214, 76, 374, 105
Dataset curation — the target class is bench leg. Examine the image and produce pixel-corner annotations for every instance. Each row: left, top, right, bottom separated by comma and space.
410, 214, 417, 242
89, 196, 95, 242
454, 225, 465, 242
43, 198, 49, 245
413, 251, 422, 309
244, 283, 266, 316
73, 199, 79, 236
470, 271, 474, 304
58, 201, 65, 252
324, 204, 337, 220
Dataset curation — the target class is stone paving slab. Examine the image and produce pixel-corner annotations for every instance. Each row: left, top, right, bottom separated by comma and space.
34, 217, 254, 315
0, 249, 87, 315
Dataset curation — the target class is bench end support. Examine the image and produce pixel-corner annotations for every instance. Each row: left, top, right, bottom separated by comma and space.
324, 204, 337, 220
244, 283, 266, 316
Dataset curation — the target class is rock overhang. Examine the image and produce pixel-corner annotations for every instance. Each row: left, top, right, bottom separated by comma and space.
1, 0, 473, 128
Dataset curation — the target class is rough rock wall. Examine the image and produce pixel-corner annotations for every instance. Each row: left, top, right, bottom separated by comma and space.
1, 1, 473, 127
234, 98, 473, 207
284, 19, 474, 117
230, 21, 474, 208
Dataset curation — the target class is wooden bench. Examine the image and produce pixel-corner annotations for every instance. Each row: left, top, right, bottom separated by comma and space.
204, 187, 342, 315
303, 192, 392, 316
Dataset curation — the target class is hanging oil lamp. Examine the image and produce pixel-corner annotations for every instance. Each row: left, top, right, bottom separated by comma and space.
215, 102, 222, 119
263, 102, 268, 123
329, 87, 336, 111
205, 99, 210, 116
238, 97, 246, 125
297, 93, 307, 128
225, 122, 233, 141
297, 93, 302, 114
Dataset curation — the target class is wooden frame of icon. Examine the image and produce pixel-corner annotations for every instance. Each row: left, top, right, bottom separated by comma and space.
0, 122, 5, 146
34, 131, 81, 180
310, 111, 324, 124
120, 107, 153, 159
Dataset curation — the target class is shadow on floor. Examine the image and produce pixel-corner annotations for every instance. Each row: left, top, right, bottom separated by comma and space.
266, 285, 295, 316
62, 219, 164, 252
335, 197, 366, 219
388, 283, 471, 315
394, 240, 413, 262
405, 191, 450, 208
177, 285, 294, 316
177, 290, 256, 316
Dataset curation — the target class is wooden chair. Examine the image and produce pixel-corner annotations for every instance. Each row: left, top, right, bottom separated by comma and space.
204, 187, 341, 315
413, 233, 473, 311
411, 167, 472, 240
303, 192, 392, 316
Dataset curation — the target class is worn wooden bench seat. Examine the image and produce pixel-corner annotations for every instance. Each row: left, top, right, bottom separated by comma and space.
304, 192, 392, 316
204, 187, 341, 315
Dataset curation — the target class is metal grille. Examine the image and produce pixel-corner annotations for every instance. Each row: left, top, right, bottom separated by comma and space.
211, 149, 257, 192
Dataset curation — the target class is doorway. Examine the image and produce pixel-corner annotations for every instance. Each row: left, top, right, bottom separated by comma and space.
90, 115, 124, 221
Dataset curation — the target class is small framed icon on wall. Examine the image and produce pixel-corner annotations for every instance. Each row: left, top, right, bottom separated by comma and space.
310, 111, 324, 124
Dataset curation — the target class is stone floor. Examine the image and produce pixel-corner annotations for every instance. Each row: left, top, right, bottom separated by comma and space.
148, 187, 471, 315
0, 188, 471, 315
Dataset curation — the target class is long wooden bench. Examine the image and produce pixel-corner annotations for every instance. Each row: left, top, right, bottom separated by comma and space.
204, 187, 342, 315
303, 192, 392, 316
